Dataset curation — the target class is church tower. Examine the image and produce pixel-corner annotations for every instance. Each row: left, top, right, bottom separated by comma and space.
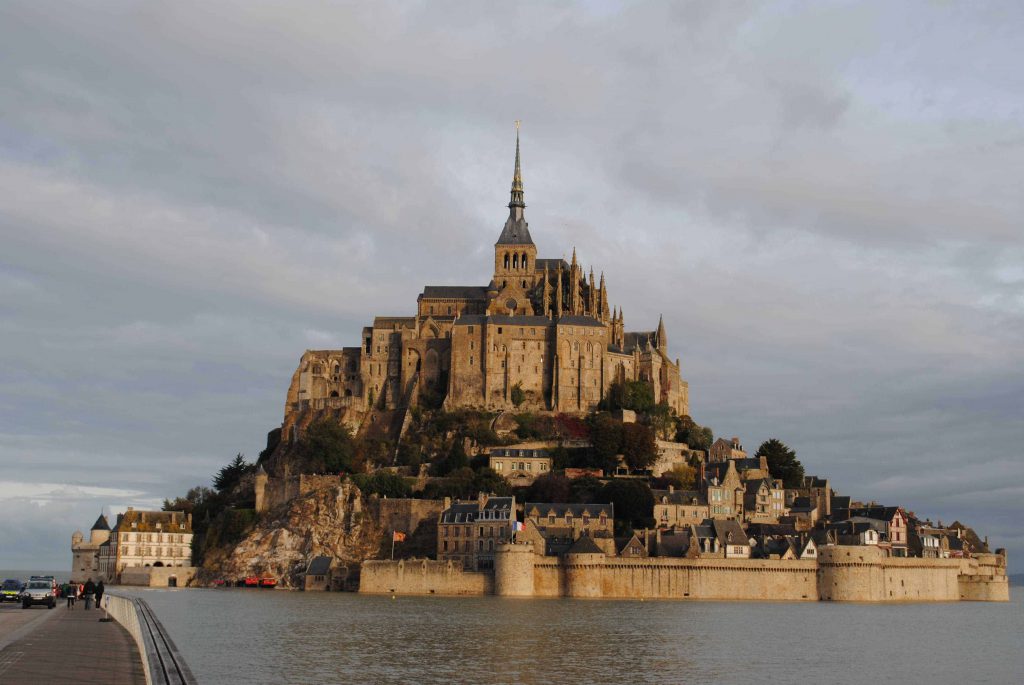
493, 123, 538, 288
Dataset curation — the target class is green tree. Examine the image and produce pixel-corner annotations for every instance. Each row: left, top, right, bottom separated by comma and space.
648, 403, 676, 440
568, 476, 604, 504
300, 419, 358, 474
663, 463, 697, 490
621, 423, 657, 471
586, 413, 623, 472
524, 473, 572, 503
603, 379, 655, 413
600, 479, 656, 535
510, 382, 525, 408
472, 468, 512, 497
755, 438, 805, 488
163, 486, 214, 514
676, 415, 713, 451
352, 472, 412, 498
213, 454, 253, 492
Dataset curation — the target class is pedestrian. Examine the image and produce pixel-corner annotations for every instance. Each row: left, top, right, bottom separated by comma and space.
83, 578, 96, 610
95, 580, 105, 609
64, 582, 76, 609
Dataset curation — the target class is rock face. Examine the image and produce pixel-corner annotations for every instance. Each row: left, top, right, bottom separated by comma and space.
200, 481, 381, 588
199, 480, 444, 589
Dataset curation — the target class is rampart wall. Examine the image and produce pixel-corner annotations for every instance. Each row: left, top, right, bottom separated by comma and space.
361, 545, 1008, 602
360, 559, 492, 595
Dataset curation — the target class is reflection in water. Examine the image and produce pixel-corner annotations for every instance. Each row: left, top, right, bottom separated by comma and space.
125, 588, 1021, 685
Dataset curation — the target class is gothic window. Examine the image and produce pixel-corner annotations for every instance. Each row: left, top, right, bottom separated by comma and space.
504, 253, 510, 269
448, 306, 452, 315
513, 254, 519, 269
521, 254, 528, 270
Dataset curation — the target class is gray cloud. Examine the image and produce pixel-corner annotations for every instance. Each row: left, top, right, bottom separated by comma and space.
0, 1, 1021, 568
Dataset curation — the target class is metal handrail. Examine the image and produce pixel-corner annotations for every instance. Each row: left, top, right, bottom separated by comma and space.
104, 593, 197, 685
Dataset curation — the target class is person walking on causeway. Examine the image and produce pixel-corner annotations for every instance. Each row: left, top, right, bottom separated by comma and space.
83, 578, 96, 610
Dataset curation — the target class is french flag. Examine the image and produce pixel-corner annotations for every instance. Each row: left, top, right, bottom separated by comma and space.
511, 521, 524, 532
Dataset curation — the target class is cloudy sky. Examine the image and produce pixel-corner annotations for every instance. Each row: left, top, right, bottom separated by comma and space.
1, 1, 1021, 569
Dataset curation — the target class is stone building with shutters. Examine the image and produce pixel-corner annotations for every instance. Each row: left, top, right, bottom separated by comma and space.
437, 494, 516, 571
279, 131, 689, 443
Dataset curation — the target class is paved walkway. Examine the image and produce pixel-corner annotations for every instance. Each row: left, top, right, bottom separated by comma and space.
0, 603, 145, 684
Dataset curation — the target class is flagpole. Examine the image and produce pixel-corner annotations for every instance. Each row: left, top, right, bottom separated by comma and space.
391, 529, 395, 561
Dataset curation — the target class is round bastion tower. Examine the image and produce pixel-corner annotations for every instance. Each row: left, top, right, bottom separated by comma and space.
565, 545, 606, 598
494, 541, 535, 597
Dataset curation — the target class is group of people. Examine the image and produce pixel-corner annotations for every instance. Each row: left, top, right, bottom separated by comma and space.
60, 579, 104, 610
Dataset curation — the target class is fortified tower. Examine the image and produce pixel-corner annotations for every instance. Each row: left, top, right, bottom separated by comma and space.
564, 537, 606, 598
493, 541, 536, 597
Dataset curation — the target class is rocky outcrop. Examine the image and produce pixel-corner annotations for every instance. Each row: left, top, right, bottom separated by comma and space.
199, 481, 382, 588
198, 481, 444, 589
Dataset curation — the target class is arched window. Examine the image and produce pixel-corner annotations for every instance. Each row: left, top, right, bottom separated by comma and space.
513, 253, 519, 269
478, 540, 484, 551
329, 391, 339, 398
521, 254, 528, 270
504, 253, 510, 269
487, 539, 494, 551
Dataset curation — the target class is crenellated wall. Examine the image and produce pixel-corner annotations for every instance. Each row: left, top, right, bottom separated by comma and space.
360, 559, 492, 595
362, 546, 1009, 602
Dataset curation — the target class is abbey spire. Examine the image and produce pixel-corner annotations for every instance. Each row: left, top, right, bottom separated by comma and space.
509, 121, 525, 216
495, 122, 534, 247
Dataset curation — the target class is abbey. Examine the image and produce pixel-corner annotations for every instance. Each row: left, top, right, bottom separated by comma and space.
283, 133, 688, 438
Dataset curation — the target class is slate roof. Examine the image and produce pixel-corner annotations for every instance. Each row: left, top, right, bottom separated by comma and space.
453, 315, 552, 327
557, 315, 605, 328
372, 316, 416, 328
535, 258, 569, 272
114, 509, 191, 533
491, 447, 551, 458
496, 216, 534, 245
306, 556, 332, 576
91, 514, 110, 531
712, 519, 750, 546
653, 490, 704, 505
525, 502, 614, 519
623, 331, 656, 351
567, 535, 605, 555
848, 506, 901, 522
420, 286, 488, 300
440, 497, 514, 523
439, 502, 481, 524
655, 531, 692, 557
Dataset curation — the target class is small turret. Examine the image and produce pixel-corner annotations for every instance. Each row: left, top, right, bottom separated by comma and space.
656, 314, 667, 352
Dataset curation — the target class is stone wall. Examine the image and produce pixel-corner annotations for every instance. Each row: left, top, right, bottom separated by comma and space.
363, 545, 1009, 602
957, 553, 1010, 602
360, 559, 492, 595
257, 474, 343, 514
120, 566, 197, 588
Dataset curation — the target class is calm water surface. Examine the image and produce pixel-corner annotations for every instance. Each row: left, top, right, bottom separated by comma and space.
121, 588, 1021, 685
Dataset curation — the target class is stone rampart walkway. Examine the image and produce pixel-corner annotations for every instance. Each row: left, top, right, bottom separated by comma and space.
0, 603, 145, 684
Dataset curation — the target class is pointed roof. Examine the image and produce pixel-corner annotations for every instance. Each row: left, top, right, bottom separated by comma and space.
509, 122, 524, 210
91, 513, 110, 531
497, 123, 534, 245
567, 535, 605, 555
656, 314, 667, 348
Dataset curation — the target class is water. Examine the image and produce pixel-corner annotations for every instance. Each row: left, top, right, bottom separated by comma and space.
118, 588, 1022, 685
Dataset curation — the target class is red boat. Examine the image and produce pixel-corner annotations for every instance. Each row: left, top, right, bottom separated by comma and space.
260, 577, 277, 589
243, 576, 260, 587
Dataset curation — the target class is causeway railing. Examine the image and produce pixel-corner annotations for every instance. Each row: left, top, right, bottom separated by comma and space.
104, 593, 197, 685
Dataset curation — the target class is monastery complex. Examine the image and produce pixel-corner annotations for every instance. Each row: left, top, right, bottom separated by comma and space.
283, 132, 686, 441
